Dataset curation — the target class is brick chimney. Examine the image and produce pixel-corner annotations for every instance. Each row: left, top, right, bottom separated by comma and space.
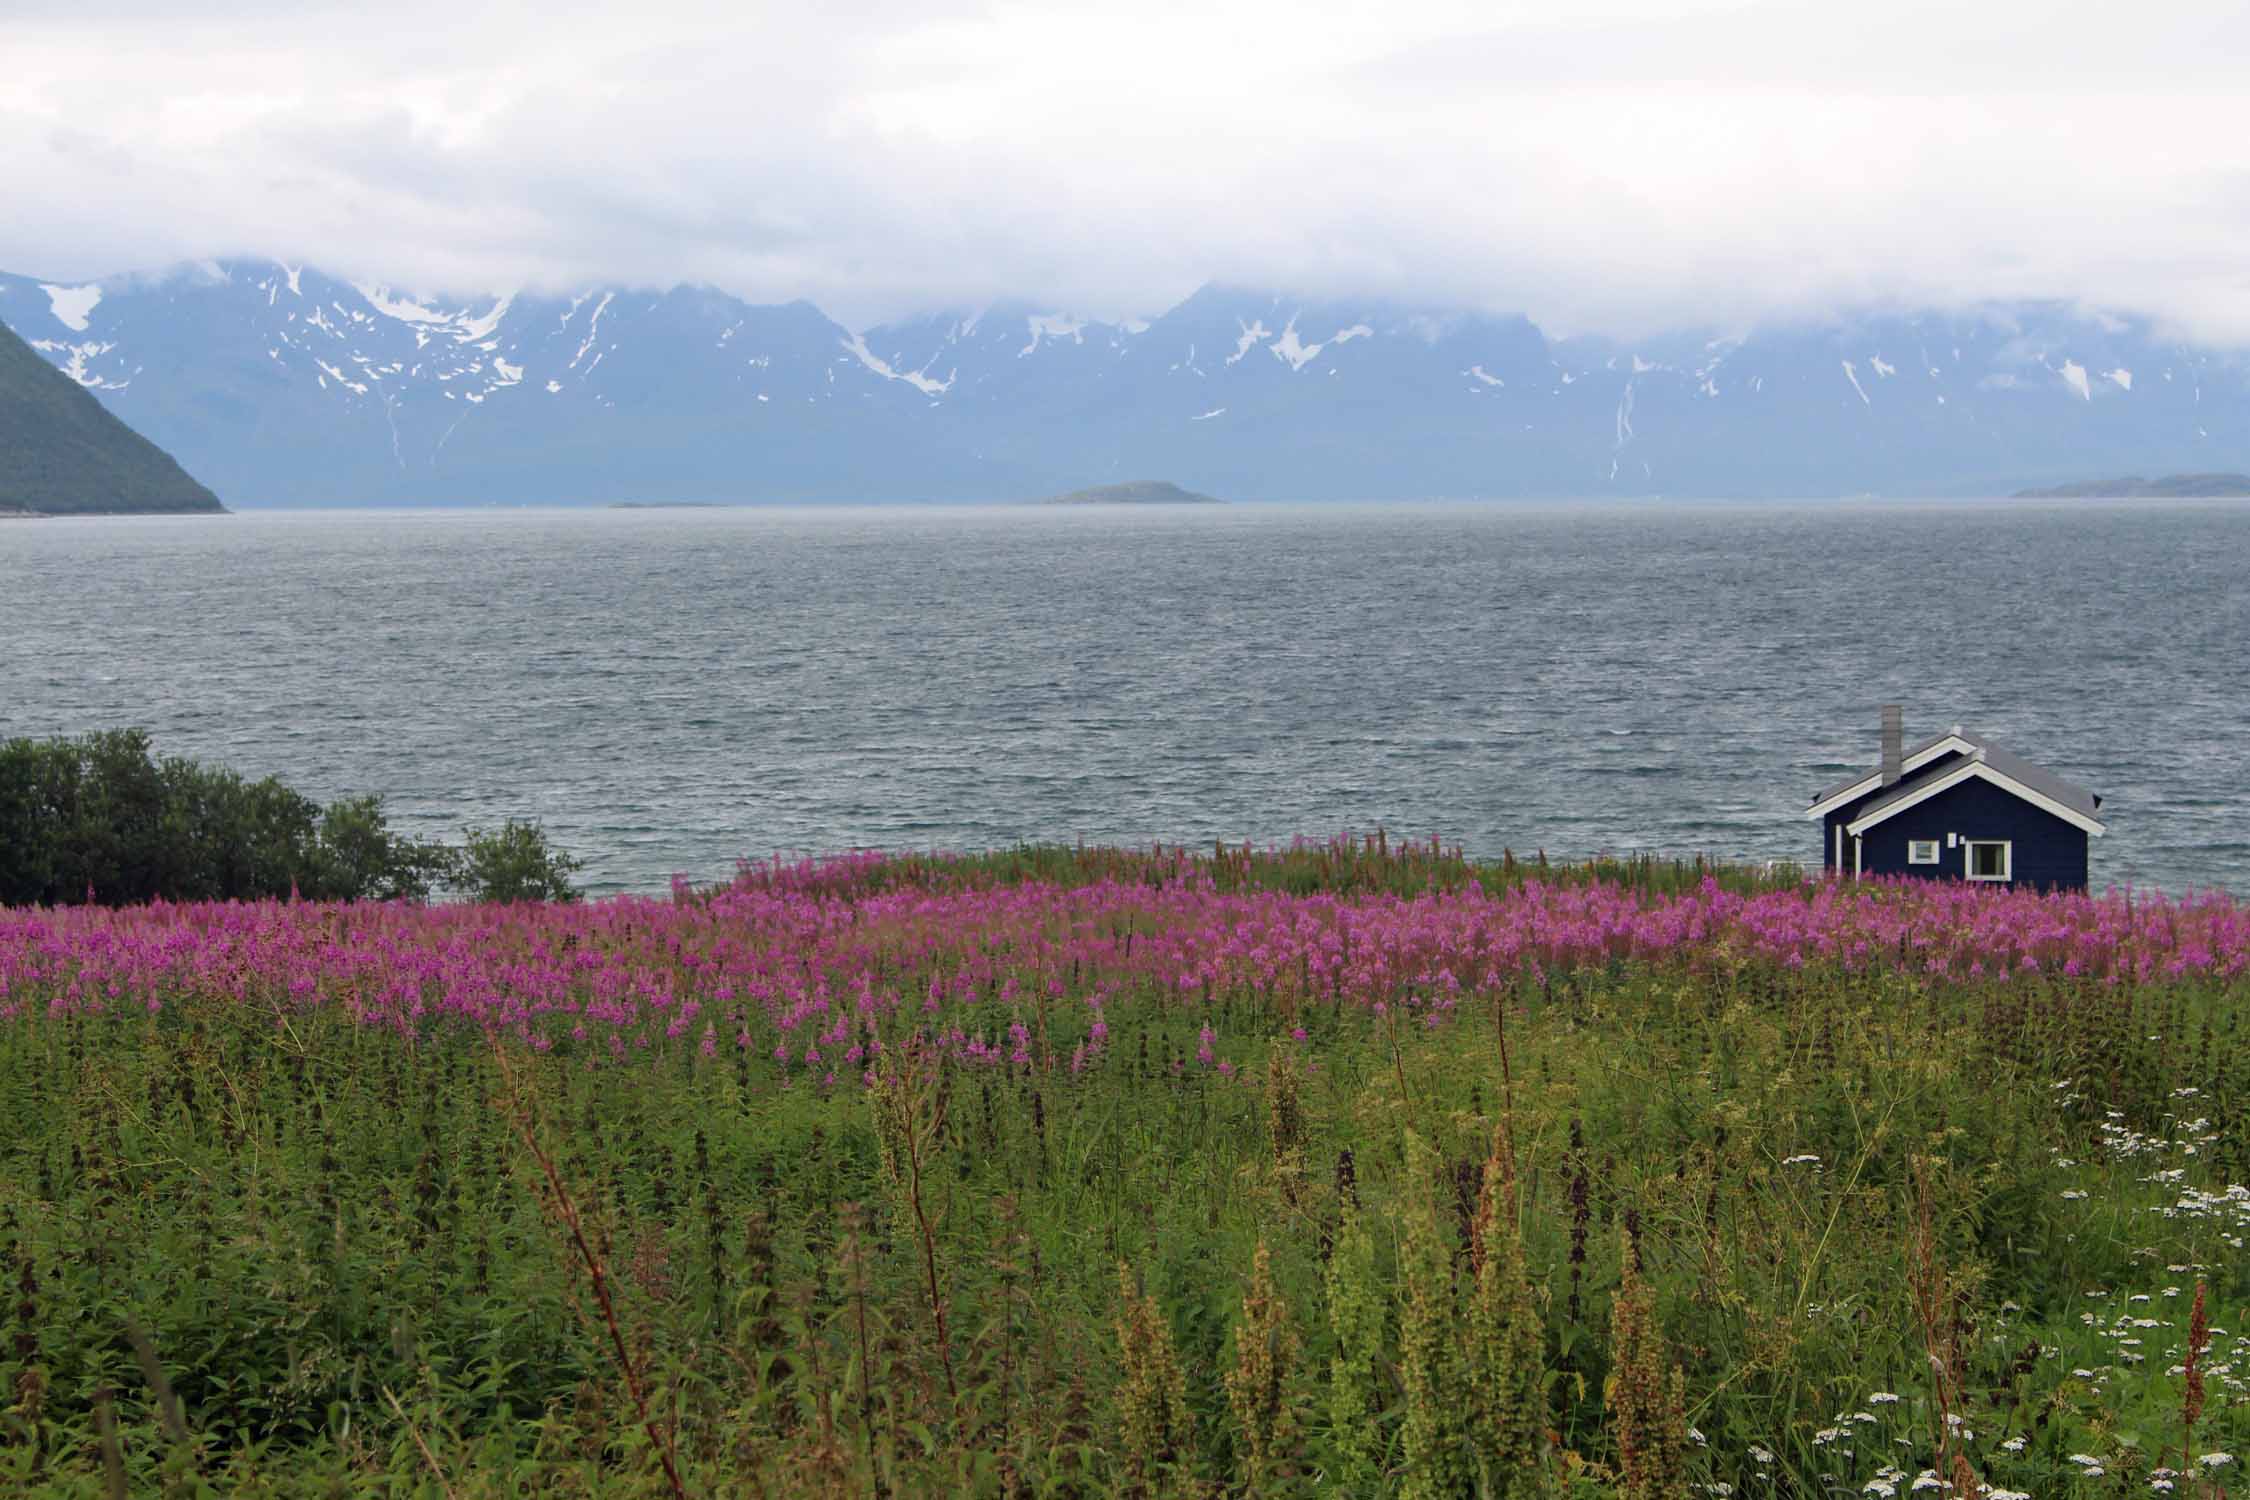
1880, 704, 1903, 787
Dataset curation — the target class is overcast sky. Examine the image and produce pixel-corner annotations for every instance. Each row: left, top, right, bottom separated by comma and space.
7, 0, 2250, 339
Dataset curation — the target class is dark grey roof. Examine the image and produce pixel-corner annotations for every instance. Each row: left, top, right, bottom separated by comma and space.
1849, 731, 2103, 826
1807, 726, 1972, 808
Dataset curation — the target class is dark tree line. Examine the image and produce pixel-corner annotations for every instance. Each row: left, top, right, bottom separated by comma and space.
0, 729, 582, 907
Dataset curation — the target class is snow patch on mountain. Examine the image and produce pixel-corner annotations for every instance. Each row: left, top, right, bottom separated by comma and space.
1269, 317, 1319, 371
31, 339, 123, 388
842, 332, 953, 395
314, 357, 369, 395
455, 297, 512, 343
2058, 360, 2092, 401
2106, 368, 2132, 390
1020, 315, 1085, 356
1226, 320, 1271, 366
1466, 365, 1503, 387
40, 284, 102, 331
1192, 407, 1226, 421
1265, 320, 1368, 371
354, 284, 454, 326
1841, 360, 1872, 406
572, 294, 614, 370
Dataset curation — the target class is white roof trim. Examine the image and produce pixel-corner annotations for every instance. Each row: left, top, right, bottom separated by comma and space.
1845, 758, 2107, 838
1804, 735, 1979, 820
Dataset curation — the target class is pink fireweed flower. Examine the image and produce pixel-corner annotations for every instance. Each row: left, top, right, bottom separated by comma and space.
3, 856, 2244, 1077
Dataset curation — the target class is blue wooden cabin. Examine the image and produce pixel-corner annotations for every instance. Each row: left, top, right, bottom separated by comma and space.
1806, 706, 2105, 891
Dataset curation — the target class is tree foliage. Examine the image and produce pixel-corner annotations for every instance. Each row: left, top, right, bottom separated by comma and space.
0, 729, 575, 905
453, 819, 586, 904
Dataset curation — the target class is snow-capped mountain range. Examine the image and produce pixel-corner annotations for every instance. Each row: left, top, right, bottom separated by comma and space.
1, 259, 2243, 504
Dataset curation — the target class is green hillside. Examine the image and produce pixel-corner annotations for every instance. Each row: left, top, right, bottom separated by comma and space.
0, 315, 223, 515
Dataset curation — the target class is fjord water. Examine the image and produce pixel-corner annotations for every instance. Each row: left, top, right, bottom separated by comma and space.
4, 500, 2245, 896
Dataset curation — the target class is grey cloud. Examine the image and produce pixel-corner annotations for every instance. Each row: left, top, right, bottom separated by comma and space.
5, 0, 2250, 343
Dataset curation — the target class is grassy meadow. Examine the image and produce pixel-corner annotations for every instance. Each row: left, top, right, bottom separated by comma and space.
0, 837, 2245, 1496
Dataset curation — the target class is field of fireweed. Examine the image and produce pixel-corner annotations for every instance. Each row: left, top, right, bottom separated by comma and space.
0, 839, 2246, 1497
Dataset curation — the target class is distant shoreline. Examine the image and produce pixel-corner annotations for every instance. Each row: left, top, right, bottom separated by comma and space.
2012, 472, 2250, 499
0, 506, 227, 518
1033, 480, 1224, 506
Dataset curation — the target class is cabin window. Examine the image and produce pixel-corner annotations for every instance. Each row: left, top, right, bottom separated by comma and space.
1965, 840, 2012, 882
1907, 839, 1939, 864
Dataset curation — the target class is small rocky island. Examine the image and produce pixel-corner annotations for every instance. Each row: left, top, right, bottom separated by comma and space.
1035, 480, 1223, 506
2013, 473, 2250, 499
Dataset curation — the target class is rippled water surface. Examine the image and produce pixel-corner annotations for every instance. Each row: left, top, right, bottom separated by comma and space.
4, 500, 2245, 895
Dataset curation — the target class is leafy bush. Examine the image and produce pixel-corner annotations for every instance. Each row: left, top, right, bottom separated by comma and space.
0, 730, 573, 905
453, 818, 586, 903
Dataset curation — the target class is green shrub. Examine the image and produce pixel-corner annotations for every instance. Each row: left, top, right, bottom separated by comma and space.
0, 730, 571, 905
452, 819, 585, 903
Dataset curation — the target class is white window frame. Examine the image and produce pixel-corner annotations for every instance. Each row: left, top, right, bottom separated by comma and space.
1964, 839, 2012, 882
1907, 839, 1940, 865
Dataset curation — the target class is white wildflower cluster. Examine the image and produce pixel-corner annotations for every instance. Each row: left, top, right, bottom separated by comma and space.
2094, 1117, 2166, 1158
2057, 1275, 2250, 1399
2160, 1182, 2250, 1250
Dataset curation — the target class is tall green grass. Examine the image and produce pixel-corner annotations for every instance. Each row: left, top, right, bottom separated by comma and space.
725, 832, 1809, 901
1, 943, 2241, 1495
